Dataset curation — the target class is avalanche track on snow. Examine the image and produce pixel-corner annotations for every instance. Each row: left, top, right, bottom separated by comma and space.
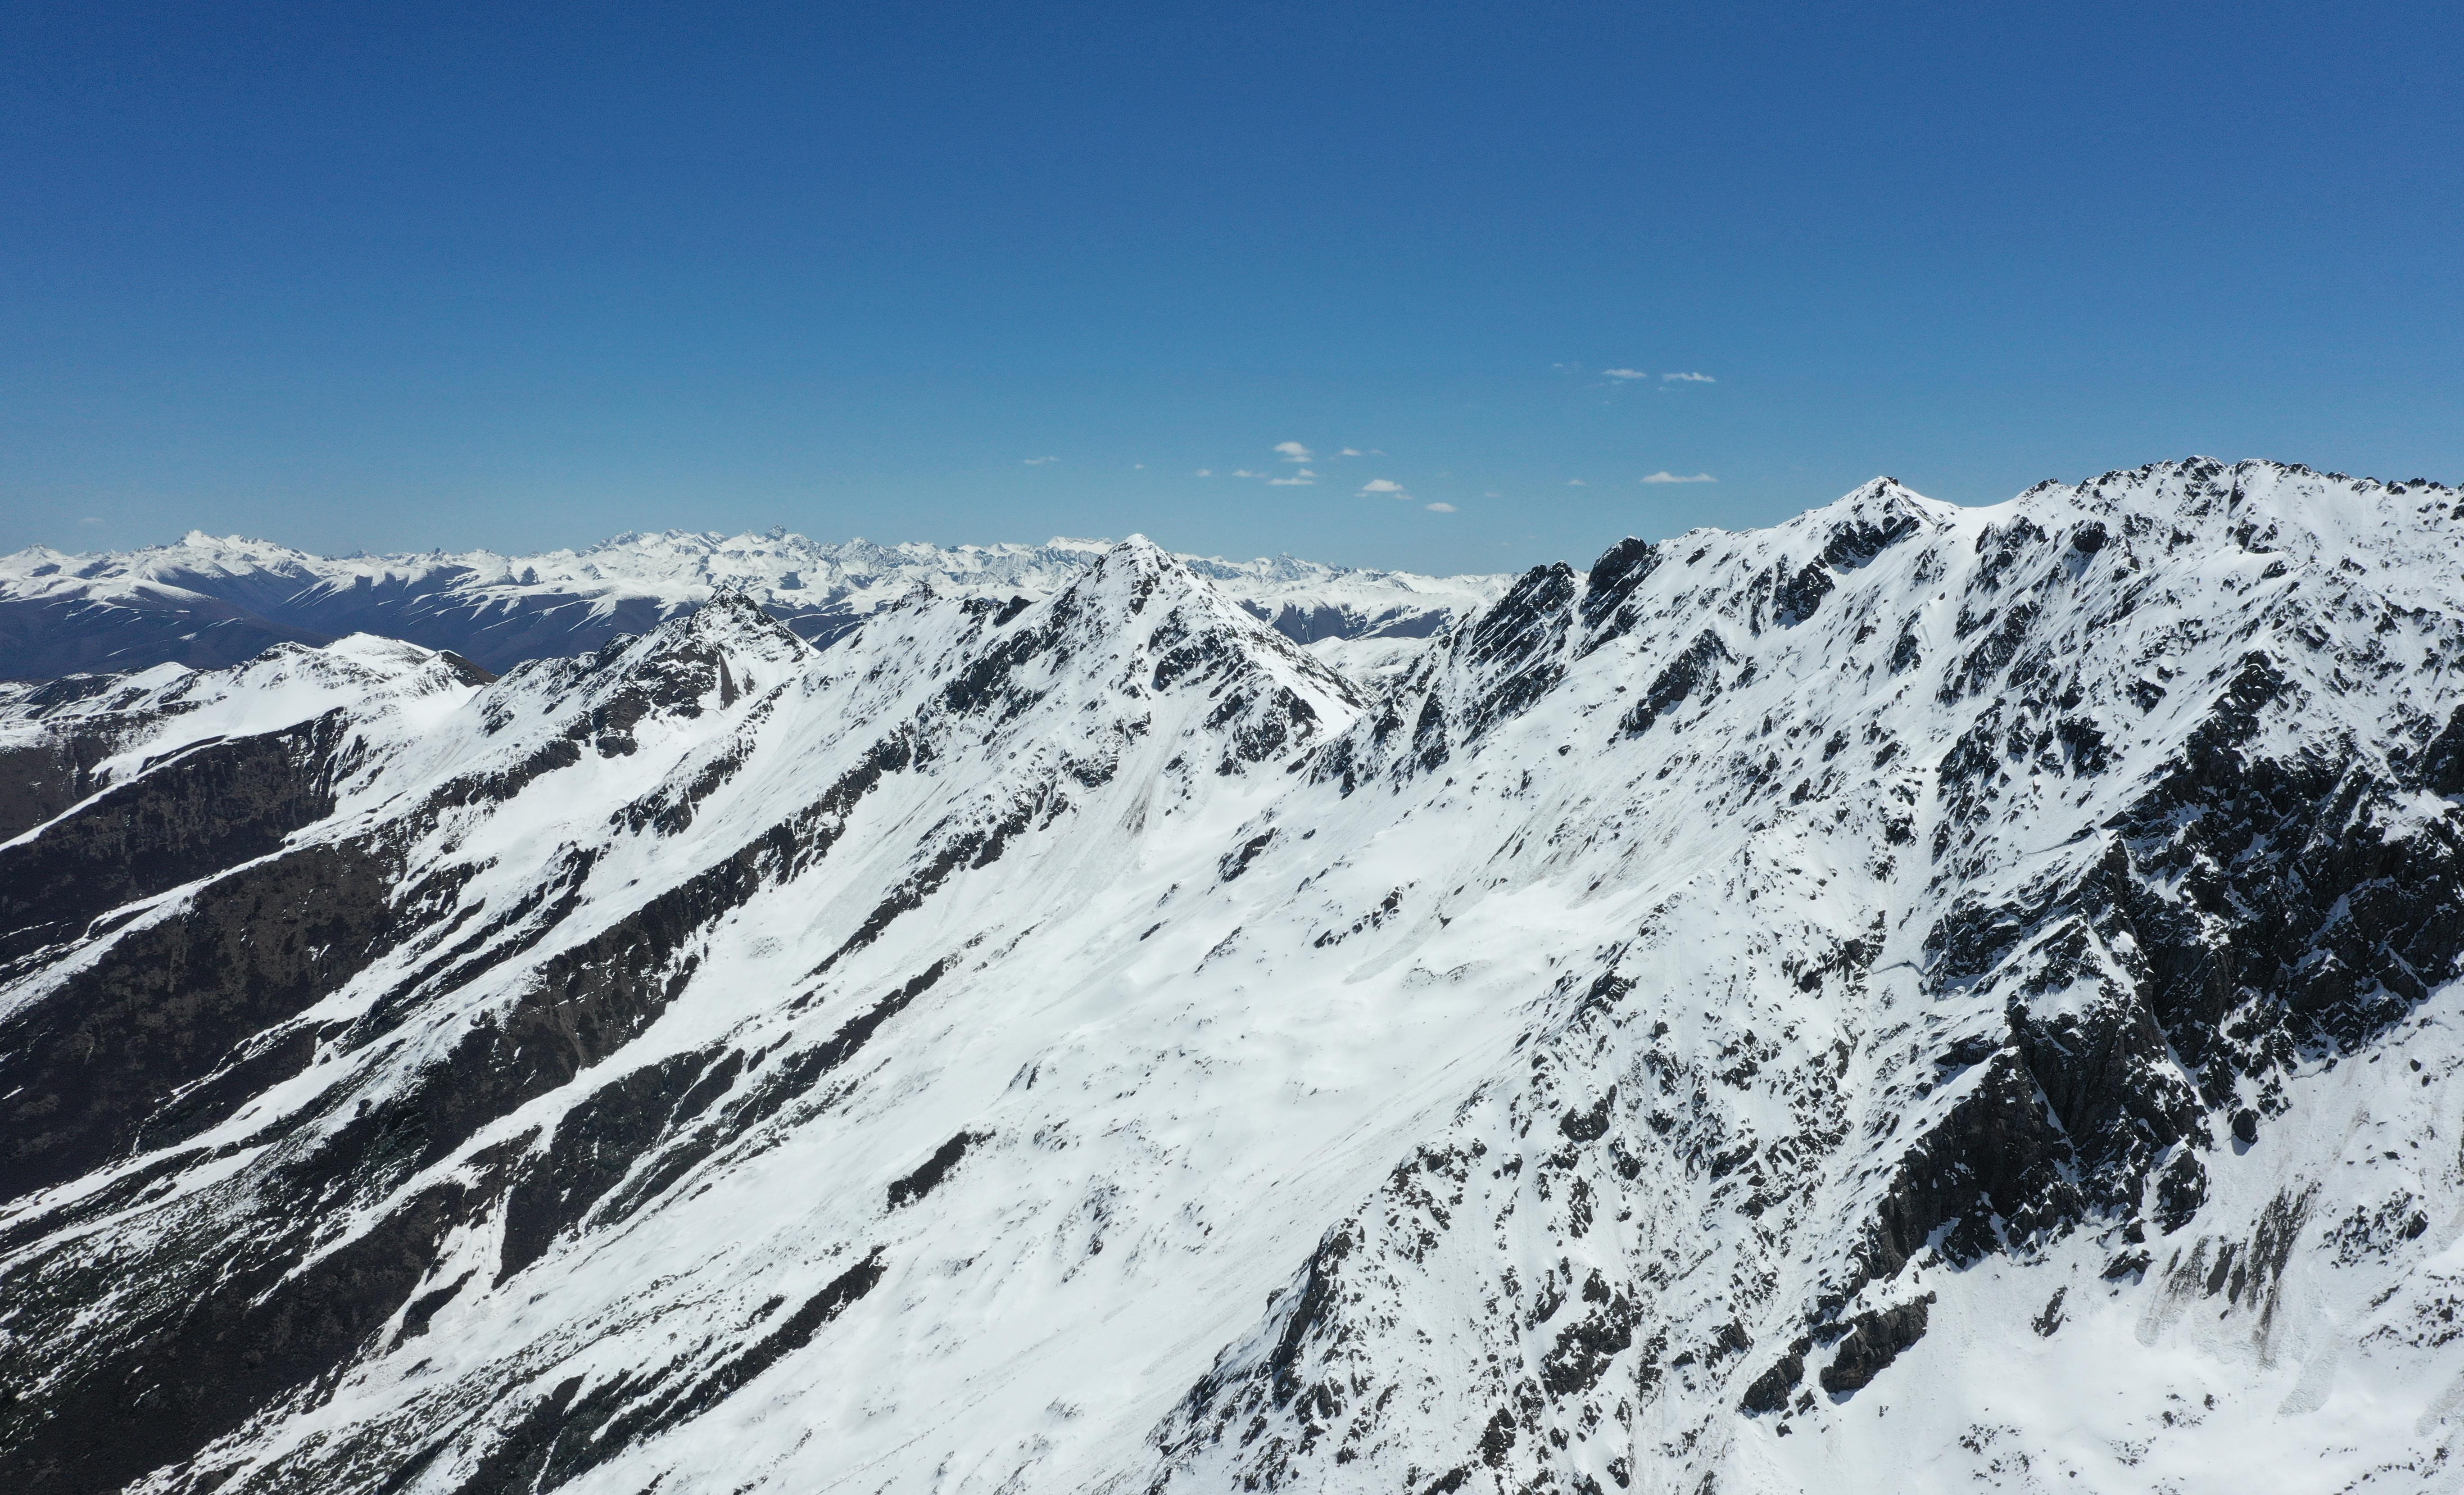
4, 459, 2464, 1495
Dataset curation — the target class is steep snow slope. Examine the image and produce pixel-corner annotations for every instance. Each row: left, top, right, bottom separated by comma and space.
2, 462, 2462, 1495
1158, 460, 2464, 1494
0, 529, 1505, 679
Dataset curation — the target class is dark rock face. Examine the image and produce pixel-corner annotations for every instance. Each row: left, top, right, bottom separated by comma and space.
1737, 1344, 1807, 1414
0, 677, 132, 840
1821, 512, 1922, 570
888, 1130, 990, 1209
472, 1248, 886, 1495
2419, 704, 2464, 797
1771, 562, 1834, 627
496, 1046, 736, 1280
0, 1158, 514, 1495
0, 710, 356, 963
1863, 1053, 2081, 1278
1578, 538, 1661, 648
1818, 1295, 1933, 1395
1907, 646, 2464, 1264
1457, 564, 1576, 742
1620, 631, 1731, 737
0, 835, 403, 1205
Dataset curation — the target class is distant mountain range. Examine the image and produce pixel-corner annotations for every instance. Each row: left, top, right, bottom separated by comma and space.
0, 528, 1508, 680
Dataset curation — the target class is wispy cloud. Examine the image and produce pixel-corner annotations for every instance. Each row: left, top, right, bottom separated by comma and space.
1024, 456, 1060, 465
1359, 478, 1407, 496
1269, 469, 1318, 486
80, 516, 105, 525
1425, 502, 1457, 513
1603, 368, 1648, 381
1337, 447, 1364, 457
1567, 478, 1587, 487
1662, 371, 1716, 383
1641, 471, 1717, 484
1230, 468, 1260, 478
1274, 441, 1313, 462
1195, 469, 1214, 477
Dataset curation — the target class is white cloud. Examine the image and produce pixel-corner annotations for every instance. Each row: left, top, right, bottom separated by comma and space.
1662, 371, 1716, 383
1483, 490, 1502, 498
1134, 463, 1145, 470
1230, 468, 1260, 478
1603, 368, 1648, 381
1567, 479, 1587, 487
1641, 470, 1717, 484
1024, 456, 1059, 465
1425, 502, 1457, 513
1268, 470, 1317, 485
80, 516, 105, 525
1274, 441, 1313, 462
1195, 469, 1214, 476
1338, 447, 1364, 457
1359, 478, 1407, 495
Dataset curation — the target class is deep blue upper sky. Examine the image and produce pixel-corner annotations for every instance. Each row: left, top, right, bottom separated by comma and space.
4, 0, 2457, 575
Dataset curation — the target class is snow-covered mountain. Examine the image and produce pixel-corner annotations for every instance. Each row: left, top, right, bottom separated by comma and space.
4, 459, 2463, 1495
0, 529, 1504, 680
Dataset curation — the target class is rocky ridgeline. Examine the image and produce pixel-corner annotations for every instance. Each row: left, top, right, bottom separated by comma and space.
0, 462, 2460, 1495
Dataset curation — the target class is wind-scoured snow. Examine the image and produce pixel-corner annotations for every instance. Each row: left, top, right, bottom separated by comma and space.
1, 461, 2462, 1495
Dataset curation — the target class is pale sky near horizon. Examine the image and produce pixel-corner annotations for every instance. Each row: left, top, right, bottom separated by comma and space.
4, 1, 2458, 575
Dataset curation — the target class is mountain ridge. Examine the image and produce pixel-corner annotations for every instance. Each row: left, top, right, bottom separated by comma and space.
2, 458, 2463, 1494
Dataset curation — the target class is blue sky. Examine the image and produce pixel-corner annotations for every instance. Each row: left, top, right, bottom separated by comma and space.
3, 1, 2457, 575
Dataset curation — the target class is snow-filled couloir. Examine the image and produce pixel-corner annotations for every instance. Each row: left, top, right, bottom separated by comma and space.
3, 462, 2464, 1495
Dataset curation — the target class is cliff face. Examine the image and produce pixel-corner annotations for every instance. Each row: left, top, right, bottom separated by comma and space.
3, 461, 2461, 1495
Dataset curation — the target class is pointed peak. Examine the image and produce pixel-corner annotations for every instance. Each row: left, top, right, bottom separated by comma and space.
620, 589, 811, 668
1771, 478, 1950, 573
699, 587, 768, 615
1043, 533, 1310, 654
1075, 534, 1188, 589
1829, 476, 1936, 512
1818, 475, 1956, 527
